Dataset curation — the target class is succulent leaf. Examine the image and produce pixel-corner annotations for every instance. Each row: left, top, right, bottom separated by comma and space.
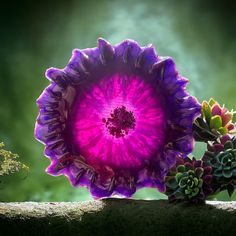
177, 165, 185, 173
210, 115, 222, 129
224, 140, 234, 150
218, 127, 228, 135
202, 101, 212, 123
209, 98, 216, 107
223, 169, 232, 178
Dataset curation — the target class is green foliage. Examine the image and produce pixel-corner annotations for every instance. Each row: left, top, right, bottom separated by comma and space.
0, 142, 28, 177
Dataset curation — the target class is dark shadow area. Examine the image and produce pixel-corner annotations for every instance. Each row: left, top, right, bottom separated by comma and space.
0, 199, 236, 235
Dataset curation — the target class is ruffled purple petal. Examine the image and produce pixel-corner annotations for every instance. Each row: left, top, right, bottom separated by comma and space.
35, 38, 200, 198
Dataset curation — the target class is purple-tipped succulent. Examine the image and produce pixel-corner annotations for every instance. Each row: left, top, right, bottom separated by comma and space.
165, 156, 213, 203
35, 38, 200, 198
203, 135, 236, 196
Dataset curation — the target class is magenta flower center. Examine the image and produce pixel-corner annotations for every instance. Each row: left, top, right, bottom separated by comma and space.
72, 74, 166, 169
102, 105, 136, 138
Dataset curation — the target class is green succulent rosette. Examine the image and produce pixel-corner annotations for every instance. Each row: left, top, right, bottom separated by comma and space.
193, 98, 236, 142
165, 156, 213, 203
203, 135, 236, 196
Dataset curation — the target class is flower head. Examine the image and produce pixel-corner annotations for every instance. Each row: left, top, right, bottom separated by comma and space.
203, 135, 236, 196
165, 156, 213, 203
193, 98, 236, 142
35, 38, 200, 198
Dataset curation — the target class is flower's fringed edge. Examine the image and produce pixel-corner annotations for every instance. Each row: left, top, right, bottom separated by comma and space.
35, 38, 201, 198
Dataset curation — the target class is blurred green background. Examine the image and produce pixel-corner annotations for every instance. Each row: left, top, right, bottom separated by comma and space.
0, 0, 236, 201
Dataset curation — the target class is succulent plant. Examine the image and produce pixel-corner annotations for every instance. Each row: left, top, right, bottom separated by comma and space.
193, 98, 235, 142
165, 156, 213, 203
203, 135, 236, 196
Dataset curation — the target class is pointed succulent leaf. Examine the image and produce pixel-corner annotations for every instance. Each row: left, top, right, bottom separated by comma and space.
222, 112, 233, 127
212, 104, 222, 116
198, 178, 203, 188
204, 166, 212, 175
175, 172, 183, 183
229, 124, 236, 133
209, 98, 216, 107
210, 115, 222, 130
214, 169, 223, 177
221, 155, 230, 165
223, 166, 231, 170
192, 188, 200, 196
193, 177, 199, 186
230, 150, 236, 156
203, 166, 212, 175
202, 101, 212, 123
187, 170, 195, 176
222, 169, 232, 178
212, 143, 225, 152
176, 165, 185, 173
203, 175, 212, 184
215, 152, 225, 162
231, 162, 236, 169
218, 127, 228, 135
179, 177, 188, 188
224, 140, 234, 150
195, 167, 204, 178
222, 153, 233, 163
185, 188, 192, 195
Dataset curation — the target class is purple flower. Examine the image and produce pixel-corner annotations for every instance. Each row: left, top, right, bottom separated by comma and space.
35, 39, 200, 198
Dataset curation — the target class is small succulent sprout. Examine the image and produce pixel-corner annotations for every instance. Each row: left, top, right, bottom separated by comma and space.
203, 135, 236, 196
165, 156, 213, 203
193, 98, 236, 142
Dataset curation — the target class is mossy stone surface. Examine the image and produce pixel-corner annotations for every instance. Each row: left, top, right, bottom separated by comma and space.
0, 199, 236, 236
